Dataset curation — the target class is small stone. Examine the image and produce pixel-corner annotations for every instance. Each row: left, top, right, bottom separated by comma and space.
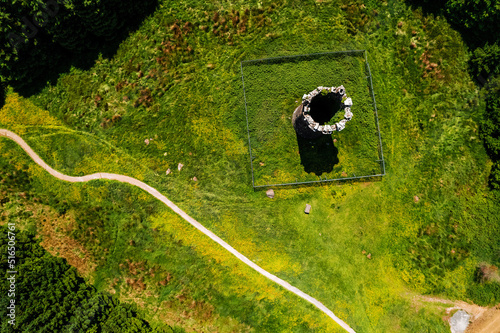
144, 139, 150, 145
166, 168, 171, 175
164, 152, 167, 156
304, 204, 311, 214
414, 195, 419, 203
259, 162, 265, 166
192, 177, 198, 181
345, 109, 353, 120
206, 63, 214, 69
333, 138, 337, 143
189, 152, 192, 156
367, 253, 372, 259
178, 163, 184, 171
362, 250, 366, 255
266, 189, 275, 199
342, 171, 348, 177
336, 120, 346, 131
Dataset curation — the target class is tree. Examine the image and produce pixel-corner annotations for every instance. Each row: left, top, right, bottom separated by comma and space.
0, 0, 159, 90
0, 226, 181, 333
445, 0, 500, 47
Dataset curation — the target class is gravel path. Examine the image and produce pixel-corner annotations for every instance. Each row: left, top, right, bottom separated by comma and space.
0, 128, 356, 333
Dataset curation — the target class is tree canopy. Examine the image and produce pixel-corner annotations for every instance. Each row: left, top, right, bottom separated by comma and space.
0, 226, 182, 333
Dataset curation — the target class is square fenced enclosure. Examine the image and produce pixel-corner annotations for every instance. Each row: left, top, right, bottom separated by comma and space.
241, 50, 385, 188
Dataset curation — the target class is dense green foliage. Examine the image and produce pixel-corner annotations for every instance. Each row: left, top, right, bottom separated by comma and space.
481, 81, 500, 159
0, 0, 158, 90
471, 43, 500, 80
409, 0, 500, 46
445, 0, 500, 46
1, 0, 500, 332
0, 225, 179, 332
408, 0, 500, 191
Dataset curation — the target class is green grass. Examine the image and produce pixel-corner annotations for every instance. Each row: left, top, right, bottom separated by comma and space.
242, 52, 381, 186
1, 0, 500, 332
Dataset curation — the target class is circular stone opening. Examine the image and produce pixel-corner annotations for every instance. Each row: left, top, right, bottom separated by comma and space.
292, 85, 353, 138
308, 93, 342, 124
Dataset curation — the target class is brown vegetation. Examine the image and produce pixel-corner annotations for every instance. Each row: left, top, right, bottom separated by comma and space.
27, 202, 97, 278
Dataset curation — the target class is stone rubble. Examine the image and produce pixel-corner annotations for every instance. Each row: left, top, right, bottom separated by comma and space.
300, 85, 354, 134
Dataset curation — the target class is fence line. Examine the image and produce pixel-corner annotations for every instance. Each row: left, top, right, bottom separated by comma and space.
241, 50, 385, 189
241, 49, 366, 64
364, 50, 386, 176
240, 61, 256, 188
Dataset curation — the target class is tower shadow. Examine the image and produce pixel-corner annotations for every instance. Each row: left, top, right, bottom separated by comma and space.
293, 91, 342, 175
296, 134, 339, 175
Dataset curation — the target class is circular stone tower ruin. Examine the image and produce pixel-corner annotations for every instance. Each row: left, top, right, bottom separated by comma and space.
292, 85, 353, 139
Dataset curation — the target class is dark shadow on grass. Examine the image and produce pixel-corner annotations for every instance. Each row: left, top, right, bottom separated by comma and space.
296, 134, 339, 175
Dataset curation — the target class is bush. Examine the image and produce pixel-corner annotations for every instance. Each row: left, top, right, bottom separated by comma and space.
480, 79, 500, 160
489, 161, 500, 190
445, 0, 500, 46
470, 42, 500, 80
467, 281, 500, 306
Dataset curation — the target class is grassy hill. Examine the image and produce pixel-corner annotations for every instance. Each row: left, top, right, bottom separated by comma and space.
1, 0, 499, 332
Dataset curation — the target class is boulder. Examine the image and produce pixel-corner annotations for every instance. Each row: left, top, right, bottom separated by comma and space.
266, 189, 275, 199
449, 310, 470, 333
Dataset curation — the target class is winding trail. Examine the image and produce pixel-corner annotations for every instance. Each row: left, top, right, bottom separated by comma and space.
0, 128, 356, 333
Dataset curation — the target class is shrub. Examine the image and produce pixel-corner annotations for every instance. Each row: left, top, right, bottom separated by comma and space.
470, 42, 500, 80
467, 281, 500, 306
489, 161, 500, 190
480, 79, 500, 160
445, 0, 500, 46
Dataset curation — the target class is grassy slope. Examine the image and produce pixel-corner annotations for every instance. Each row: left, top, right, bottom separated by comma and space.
0, 0, 499, 332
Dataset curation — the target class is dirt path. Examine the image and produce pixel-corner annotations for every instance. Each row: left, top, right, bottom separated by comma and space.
412, 294, 500, 333
466, 306, 500, 333
0, 129, 356, 333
